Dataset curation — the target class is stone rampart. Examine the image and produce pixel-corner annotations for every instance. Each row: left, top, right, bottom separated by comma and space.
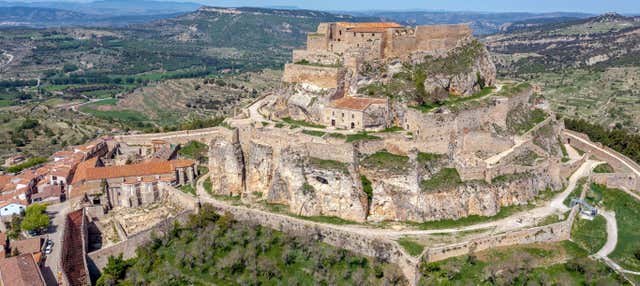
591, 173, 640, 191
562, 130, 640, 176
87, 211, 193, 272
162, 183, 200, 211
385, 24, 472, 58
560, 154, 588, 178
282, 63, 344, 89
422, 203, 580, 263
114, 127, 224, 146
292, 50, 342, 66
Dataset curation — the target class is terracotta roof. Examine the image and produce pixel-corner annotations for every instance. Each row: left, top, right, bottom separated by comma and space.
11, 238, 42, 255
72, 159, 194, 184
328, 96, 388, 111
0, 254, 45, 286
32, 185, 63, 200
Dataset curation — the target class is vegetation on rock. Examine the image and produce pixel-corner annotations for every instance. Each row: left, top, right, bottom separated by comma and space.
97, 205, 406, 285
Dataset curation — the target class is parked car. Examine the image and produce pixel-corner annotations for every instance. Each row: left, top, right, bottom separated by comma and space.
44, 240, 53, 254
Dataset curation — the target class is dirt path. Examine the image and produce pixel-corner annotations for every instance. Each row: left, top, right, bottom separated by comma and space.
195, 159, 599, 238
565, 143, 581, 160
595, 211, 618, 258
0, 50, 14, 69
564, 131, 640, 178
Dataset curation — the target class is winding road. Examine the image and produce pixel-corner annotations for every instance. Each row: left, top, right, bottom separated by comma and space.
195, 159, 601, 239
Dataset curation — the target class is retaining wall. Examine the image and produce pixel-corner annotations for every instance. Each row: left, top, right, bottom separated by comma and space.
114, 127, 225, 146
87, 211, 193, 272
422, 204, 580, 263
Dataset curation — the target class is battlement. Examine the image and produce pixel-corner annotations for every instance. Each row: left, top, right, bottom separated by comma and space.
302, 21, 473, 61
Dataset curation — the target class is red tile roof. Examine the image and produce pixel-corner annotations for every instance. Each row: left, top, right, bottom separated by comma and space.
0, 254, 45, 286
328, 96, 388, 111
11, 238, 42, 255
32, 185, 63, 201
72, 159, 194, 184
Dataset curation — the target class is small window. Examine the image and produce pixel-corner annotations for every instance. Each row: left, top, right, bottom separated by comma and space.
339, 30, 342, 36
361, 33, 364, 37
342, 113, 344, 118
352, 114, 354, 119
353, 32, 356, 36
372, 33, 375, 36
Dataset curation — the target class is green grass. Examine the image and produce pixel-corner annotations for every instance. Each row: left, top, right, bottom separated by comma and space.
79, 106, 148, 122
397, 237, 425, 256
178, 141, 208, 162
6, 157, 47, 173
293, 59, 342, 68
301, 130, 326, 137
292, 215, 357, 225
513, 108, 549, 135
308, 157, 349, 174
360, 151, 409, 173
594, 163, 615, 173
411, 86, 495, 113
407, 203, 532, 230
419, 241, 623, 285
417, 152, 443, 164
203, 178, 212, 195
379, 126, 404, 133
361, 175, 373, 206
345, 132, 382, 143
281, 117, 325, 129
179, 184, 196, 196
594, 183, 640, 271
89, 98, 118, 106
420, 168, 463, 192
571, 215, 608, 254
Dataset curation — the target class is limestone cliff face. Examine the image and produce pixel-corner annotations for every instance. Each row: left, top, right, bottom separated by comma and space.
366, 168, 557, 222
421, 44, 497, 96
225, 139, 369, 222
208, 130, 244, 196
267, 147, 368, 222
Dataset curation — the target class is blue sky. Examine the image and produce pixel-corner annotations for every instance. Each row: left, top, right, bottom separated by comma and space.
5, 0, 640, 14
192, 0, 639, 14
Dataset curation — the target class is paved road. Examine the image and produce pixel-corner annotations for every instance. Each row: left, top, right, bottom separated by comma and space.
42, 201, 71, 286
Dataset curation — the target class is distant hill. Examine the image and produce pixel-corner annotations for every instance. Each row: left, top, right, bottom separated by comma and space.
0, 0, 202, 16
132, 6, 379, 56
484, 12, 640, 74
347, 11, 592, 35
0, 6, 186, 27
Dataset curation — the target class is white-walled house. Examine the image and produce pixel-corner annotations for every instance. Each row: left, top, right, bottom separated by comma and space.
0, 201, 26, 217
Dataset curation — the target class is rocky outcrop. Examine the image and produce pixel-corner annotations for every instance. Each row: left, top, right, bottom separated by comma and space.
208, 129, 244, 196
366, 164, 558, 222
267, 147, 368, 222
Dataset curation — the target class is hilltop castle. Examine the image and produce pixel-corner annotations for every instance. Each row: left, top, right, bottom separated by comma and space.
278, 22, 492, 132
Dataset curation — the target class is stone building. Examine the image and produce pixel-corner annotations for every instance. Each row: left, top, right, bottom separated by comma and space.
70, 157, 197, 208
323, 96, 389, 130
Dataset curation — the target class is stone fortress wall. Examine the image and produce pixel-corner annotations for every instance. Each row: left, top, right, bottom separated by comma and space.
113, 127, 225, 146
422, 203, 580, 262
87, 184, 198, 277
283, 22, 473, 89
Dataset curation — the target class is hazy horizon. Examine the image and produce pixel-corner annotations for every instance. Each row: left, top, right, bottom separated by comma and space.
1, 0, 639, 14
